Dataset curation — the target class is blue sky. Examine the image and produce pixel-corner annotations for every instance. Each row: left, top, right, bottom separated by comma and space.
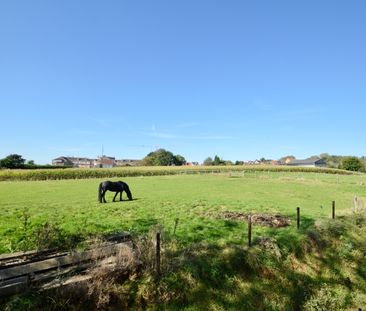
1, 1, 365, 164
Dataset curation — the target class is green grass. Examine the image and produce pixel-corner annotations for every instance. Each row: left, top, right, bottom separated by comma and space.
1, 171, 366, 310
0, 171, 365, 253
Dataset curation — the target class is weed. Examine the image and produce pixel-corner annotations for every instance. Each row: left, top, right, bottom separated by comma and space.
303, 283, 348, 311
32, 222, 63, 250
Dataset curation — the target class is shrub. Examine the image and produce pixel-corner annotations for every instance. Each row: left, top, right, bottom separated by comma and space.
341, 157, 363, 171
303, 284, 348, 311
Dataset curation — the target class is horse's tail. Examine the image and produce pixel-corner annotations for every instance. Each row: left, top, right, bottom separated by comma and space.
124, 183, 133, 200
98, 182, 103, 203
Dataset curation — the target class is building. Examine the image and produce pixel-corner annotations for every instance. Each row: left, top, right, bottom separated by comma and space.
52, 156, 94, 168
115, 159, 141, 166
52, 156, 140, 168
52, 156, 73, 166
185, 162, 199, 166
95, 156, 115, 168
286, 158, 327, 168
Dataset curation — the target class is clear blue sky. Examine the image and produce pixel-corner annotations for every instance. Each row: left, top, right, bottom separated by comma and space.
1, 1, 365, 164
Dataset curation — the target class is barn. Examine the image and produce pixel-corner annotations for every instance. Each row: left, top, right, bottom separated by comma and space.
286, 158, 327, 168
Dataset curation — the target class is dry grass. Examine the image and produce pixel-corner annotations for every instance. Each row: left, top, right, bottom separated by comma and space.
86, 243, 140, 309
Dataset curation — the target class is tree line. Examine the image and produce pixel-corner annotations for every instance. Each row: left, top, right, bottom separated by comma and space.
1, 151, 365, 172
0, 154, 56, 169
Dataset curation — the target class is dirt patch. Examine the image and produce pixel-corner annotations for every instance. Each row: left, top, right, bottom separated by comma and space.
203, 211, 291, 228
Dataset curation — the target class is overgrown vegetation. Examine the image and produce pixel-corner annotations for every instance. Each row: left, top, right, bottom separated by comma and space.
340, 156, 364, 172
0, 165, 354, 181
1, 212, 366, 310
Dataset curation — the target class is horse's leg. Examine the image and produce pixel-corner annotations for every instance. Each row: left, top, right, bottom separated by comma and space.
120, 191, 122, 201
102, 190, 107, 203
113, 191, 118, 202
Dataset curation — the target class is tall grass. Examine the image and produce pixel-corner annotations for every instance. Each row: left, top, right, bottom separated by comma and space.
0, 165, 354, 181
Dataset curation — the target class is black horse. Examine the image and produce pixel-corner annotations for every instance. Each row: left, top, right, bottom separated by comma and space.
98, 180, 133, 203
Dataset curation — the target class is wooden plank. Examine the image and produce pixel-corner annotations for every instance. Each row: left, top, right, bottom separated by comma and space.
0, 243, 128, 281
0, 252, 69, 270
0, 249, 56, 261
0, 281, 28, 297
105, 232, 131, 242
0, 232, 130, 263
0, 241, 124, 270
0, 276, 28, 287
0, 262, 94, 297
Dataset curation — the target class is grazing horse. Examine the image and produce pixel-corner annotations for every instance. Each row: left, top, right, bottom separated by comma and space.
98, 180, 133, 203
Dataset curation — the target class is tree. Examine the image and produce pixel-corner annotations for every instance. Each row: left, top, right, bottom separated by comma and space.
173, 154, 186, 166
203, 157, 213, 166
141, 149, 186, 166
204, 155, 227, 166
341, 157, 363, 171
213, 155, 225, 166
0, 154, 26, 169
26, 160, 35, 167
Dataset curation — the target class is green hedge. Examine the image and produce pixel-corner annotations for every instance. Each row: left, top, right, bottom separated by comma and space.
0, 165, 354, 181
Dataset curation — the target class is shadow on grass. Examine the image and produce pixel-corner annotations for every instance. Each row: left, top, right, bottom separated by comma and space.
158, 242, 317, 310
156, 215, 366, 310
3, 215, 366, 311
101, 198, 138, 203
132, 218, 159, 231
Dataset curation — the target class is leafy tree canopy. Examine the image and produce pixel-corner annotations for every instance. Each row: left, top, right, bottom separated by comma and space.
0, 154, 26, 169
203, 157, 213, 166
204, 155, 226, 166
141, 149, 186, 166
213, 155, 225, 166
341, 157, 363, 172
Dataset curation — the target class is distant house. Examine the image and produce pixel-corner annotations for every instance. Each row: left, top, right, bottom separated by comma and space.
52, 157, 73, 166
243, 160, 261, 165
52, 156, 94, 168
271, 160, 280, 166
95, 156, 115, 168
185, 162, 199, 166
52, 155, 140, 168
115, 159, 141, 166
286, 158, 327, 168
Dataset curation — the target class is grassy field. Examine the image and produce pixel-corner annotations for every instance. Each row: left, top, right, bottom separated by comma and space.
1, 171, 366, 310
0, 171, 365, 253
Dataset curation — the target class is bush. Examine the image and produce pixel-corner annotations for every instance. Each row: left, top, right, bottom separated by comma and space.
341, 157, 363, 171
303, 284, 348, 311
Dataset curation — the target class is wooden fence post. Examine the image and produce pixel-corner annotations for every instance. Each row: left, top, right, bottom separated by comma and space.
155, 232, 161, 277
332, 201, 336, 219
297, 207, 300, 229
173, 218, 179, 236
248, 215, 252, 247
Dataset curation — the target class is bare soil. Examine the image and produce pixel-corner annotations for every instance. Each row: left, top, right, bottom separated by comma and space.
203, 211, 291, 227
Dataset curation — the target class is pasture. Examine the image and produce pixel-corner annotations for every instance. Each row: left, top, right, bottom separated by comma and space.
0, 171, 365, 254
1, 170, 366, 310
